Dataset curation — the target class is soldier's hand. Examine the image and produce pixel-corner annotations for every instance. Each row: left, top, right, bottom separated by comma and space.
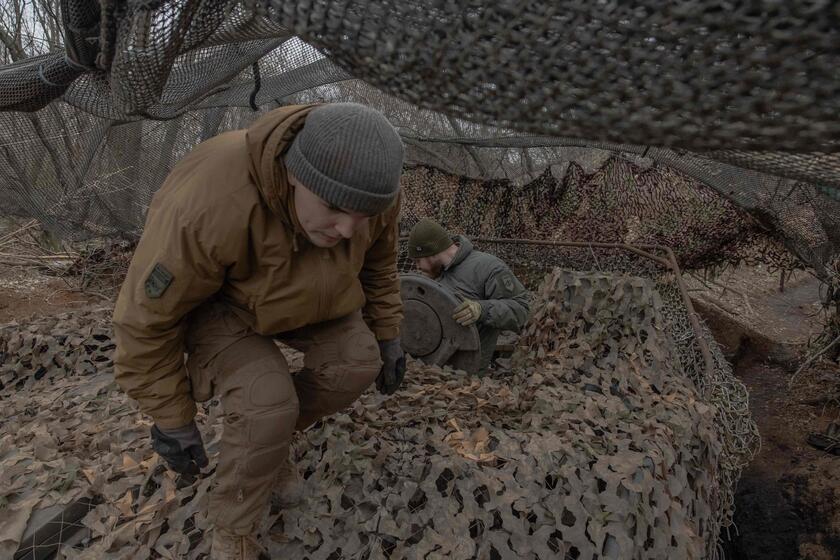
452, 299, 482, 326
376, 338, 406, 395
151, 421, 209, 475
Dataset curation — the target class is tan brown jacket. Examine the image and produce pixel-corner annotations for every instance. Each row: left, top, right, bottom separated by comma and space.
113, 105, 402, 429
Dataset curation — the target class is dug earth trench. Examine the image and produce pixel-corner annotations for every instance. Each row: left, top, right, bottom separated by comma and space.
693, 268, 840, 560
723, 358, 840, 560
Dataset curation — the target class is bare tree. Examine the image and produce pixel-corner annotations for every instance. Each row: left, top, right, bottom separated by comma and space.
0, 0, 63, 63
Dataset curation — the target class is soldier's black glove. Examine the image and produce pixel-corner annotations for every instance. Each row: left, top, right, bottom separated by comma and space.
376, 338, 406, 395
151, 421, 209, 475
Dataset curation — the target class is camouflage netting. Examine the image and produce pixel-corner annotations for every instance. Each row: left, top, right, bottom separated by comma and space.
397, 163, 806, 274
0, 0, 828, 556
3, 3, 840, 155
1, 99, 837, 278
399, 241, 758, 536
1, 244, 757, 559
0, 2, 839, 277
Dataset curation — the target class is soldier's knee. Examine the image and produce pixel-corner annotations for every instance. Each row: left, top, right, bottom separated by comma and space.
225, 356, 298, 477
351, 361, 382, 391
244, 368, 298, 440
340, 330, 382, 392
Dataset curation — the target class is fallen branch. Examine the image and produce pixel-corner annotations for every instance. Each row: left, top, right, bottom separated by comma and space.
0, 251, 77, 260
0, 219, 39, 248
789, 333, 840, 388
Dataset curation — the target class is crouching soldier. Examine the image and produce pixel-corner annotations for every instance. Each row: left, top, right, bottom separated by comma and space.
407, 218, 530, 372
113, 103, 407, 559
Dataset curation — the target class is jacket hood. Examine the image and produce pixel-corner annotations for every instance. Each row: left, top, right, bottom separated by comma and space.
447, 235, 474, 269
245, 104, 320, 231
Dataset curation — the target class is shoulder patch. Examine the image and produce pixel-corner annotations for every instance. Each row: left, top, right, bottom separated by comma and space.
497, 272, 517, 295
145, 263, 174, 299
502, 273, 515, 292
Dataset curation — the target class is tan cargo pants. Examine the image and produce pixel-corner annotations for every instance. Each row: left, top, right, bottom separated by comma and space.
184, 301, 382, 534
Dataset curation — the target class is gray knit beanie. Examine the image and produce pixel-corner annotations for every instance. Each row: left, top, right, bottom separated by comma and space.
285, 103, 405, 215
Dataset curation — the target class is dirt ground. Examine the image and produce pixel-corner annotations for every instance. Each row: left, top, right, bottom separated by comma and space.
0, 266, 102, 324
689, 267, 840, 559
685, 266, 827, 364
0, 218, 104, 324
1, 259, 838, 559
723, 358, 840, 560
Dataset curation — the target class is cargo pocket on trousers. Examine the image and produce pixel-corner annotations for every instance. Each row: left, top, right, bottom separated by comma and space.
186, 356, 214, 402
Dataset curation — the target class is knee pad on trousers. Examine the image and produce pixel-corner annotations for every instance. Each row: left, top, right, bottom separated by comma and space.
340, 361, 382, 395
338, 330, 382, 393
223, 357, 299, 478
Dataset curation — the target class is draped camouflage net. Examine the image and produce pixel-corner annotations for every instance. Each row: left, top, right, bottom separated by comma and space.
0, 101, 836, 278
399, 240, 758, 543
0, 1, 828, 556
0, 251, 756, 559
3, 3, 840, 155
0, 0, 839, 275
397, 164, 808, 274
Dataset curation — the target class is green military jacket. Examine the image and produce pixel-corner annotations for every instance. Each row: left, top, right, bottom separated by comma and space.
436, 236, 530, 372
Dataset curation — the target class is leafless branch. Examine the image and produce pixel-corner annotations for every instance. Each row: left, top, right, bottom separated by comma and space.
789, 333, 840, 388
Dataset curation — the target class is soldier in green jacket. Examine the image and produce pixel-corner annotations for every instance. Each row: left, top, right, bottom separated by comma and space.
407, 219, 530, 372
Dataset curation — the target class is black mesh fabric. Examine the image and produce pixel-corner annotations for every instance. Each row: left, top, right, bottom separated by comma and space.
1, 2, 837, 555
0, 1, 837, 270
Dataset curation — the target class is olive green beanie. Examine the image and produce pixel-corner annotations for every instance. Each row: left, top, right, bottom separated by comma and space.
408, 218, 454, 258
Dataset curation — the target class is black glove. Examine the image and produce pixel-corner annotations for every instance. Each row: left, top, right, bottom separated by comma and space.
376, 338, 406, 395
151, 421, 209, 475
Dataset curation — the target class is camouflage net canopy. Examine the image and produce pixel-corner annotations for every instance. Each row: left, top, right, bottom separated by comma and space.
0, 99, 838, 279
3, 2, 840, 154
0, 1, 839, 276
0, 2, 833, 555
0, 246, 757, 559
